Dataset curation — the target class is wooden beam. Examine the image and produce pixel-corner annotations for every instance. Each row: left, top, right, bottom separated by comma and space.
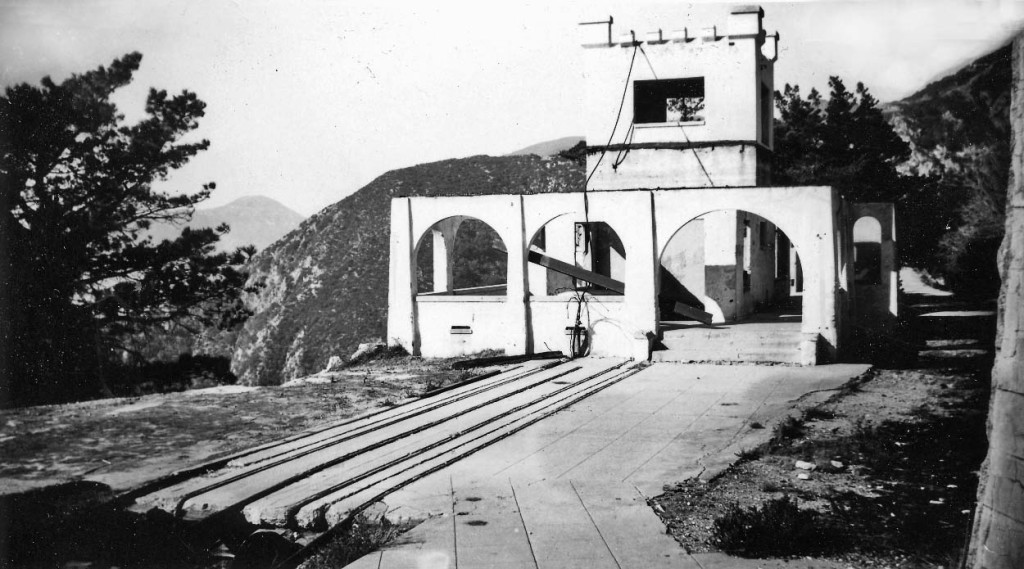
527, 250, 625, 294
673, 302, 714, 325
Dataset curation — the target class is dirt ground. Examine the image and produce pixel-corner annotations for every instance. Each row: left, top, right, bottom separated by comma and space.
653, 292, 996, 568
0, 354, 485, 496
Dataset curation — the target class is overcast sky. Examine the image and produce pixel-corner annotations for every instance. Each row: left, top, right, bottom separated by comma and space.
3, 0, 1023, 216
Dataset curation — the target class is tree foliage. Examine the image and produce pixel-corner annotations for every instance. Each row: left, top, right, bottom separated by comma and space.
773, 77, 912, 203
0, 52, 252, 406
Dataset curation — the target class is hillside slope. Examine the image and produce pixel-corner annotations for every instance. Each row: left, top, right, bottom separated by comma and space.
230, 154, 583, 385
148, 196, 305, 252
884, 43, 1010, 291
885, 43, 1010, 176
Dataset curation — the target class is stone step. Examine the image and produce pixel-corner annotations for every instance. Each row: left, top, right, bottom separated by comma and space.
653, 330, 805, 364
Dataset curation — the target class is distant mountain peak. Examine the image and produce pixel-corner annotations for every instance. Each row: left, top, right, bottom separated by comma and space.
149, 194, 305, 252
506, 136, 585, 157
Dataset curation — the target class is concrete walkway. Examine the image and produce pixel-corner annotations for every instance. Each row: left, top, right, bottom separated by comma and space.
344, 361, 868, 569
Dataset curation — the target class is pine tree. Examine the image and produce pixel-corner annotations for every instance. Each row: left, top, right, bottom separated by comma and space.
773, 77, 911, 203
0, 53, 252, 406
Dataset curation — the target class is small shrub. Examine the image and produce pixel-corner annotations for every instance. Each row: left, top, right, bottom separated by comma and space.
749, 421, 765, 429
348, 344, 409, 368
735, 447, 763, 461
301, 519, 408, 569
803, 407, 834, 421
852, 416, 876, 444
712, 496, 836, 557
772, 416, 805, 443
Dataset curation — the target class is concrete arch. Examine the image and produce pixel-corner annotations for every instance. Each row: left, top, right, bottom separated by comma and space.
852, 215, 883, 243
657, 207, 803, 324
525, 211, 573, 250
414, 215, 509, 295
653, 187, 839, 358
409, 195, 525, 260
657, 208, 805, 266
526, 211, 629, 297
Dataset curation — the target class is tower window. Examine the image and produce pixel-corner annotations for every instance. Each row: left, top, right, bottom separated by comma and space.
634, 78, 705, 124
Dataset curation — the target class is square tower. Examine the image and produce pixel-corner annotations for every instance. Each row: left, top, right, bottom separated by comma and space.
583, 5, 779, 190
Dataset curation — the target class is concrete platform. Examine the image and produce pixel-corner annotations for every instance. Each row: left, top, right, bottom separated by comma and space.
653, 319, 806, 364
345, 361, 869, 568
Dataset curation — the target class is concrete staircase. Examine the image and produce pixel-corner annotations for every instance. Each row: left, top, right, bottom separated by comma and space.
652, 325, 809, 364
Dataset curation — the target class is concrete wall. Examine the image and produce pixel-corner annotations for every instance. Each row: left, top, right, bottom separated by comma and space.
417, 298, 511, 357
389, 191, 657, 361
387, 186, 843, 363
529, 296, 631, 358
583, 6, 776, 190
660, 209, 786, 323
586, 146, 766, 191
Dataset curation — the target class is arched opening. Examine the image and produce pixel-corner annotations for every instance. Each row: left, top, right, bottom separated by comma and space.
853, 216, 882, 286
659, 209, 802, 326
527, 217, 626, 297
416, 216, 507, 295
654, 209, 806, 363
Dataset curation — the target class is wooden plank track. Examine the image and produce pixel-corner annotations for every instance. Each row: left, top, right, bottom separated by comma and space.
128, 357, 643, 541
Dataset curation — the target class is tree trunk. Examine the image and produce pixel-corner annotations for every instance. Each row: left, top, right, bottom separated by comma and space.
968, 33, 1024, 569
0, 181, 12, 408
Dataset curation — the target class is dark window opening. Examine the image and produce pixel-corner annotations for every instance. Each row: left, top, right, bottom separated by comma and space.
634, 78, 705, 124
775, 230, 790, 280
853, 216, 883, 286
854, 244, 882, 285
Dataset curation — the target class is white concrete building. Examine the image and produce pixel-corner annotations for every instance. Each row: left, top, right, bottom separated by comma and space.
387, 5, 898, 365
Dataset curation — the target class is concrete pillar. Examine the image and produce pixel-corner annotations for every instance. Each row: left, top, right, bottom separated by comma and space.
885, 212, 899, 317
804, 204, 840, 362
505, 196, 530, 354
431, 218, 461, 293
704, 210, 739, 322
624, 192, 659, 360
386, 198, 417, 353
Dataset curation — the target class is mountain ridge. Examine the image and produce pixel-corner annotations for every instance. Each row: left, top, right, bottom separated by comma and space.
148, 195, 305, 252
223, 154, 583, 385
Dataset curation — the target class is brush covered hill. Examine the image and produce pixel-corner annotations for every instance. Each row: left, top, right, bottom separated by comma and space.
229, 154, 583, 385
883, 43, 1011, 292
148, 195, 305, 252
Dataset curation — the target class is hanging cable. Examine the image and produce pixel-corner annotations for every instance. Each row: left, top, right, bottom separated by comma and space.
638, 45, 716, 187
611, 122, 635, 170
585, 43, 640, 189
570, 41, 640, 358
